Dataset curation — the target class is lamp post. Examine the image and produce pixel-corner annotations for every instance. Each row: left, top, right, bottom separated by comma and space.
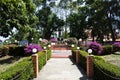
77, 46, 80, 50
87, 48, 94, 78
32, 48, 37, 54
71, 44, 75, 47
87, 49, 92, 55
32, 48, 38, 78
115, 29, 119, 39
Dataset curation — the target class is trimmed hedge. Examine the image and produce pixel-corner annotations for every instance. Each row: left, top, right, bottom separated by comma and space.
102, 45, 113, 55
0, 57, 34, 80
72, 50, 120, 80
0, 50, 51, 80
38, 50, 51, 71
94, 56, 120, 80
9, 46, 26, 56
72, 50, 88, 70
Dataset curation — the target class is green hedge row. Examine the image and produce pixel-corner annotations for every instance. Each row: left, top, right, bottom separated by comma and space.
0, 50, 51, 80
72, 50, 88, 70
94, 56, 120, 80
0, 57, 34, 80
38, 50, 51, 71
9, 46, 26, 56
102, 45, 113, 55
72, 50, 120, 80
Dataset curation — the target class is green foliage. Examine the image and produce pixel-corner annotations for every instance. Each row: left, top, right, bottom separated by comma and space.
72, 50, 88, 70
36, 7, 64, 39
94, 56, 120, 80
0, 0, 38, 39
0, 57, 34, 80
72, 50, 120, 80
0, 49, 51, 80
67, 13, 87, 39
102, 45, 113, 55
38, 50, 51, 71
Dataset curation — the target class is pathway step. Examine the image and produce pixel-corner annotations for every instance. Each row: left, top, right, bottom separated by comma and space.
51, 50, 72, 58
34, 58, 89, 80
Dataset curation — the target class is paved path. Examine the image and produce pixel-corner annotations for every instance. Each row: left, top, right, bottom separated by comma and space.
51, 50, 72, 58
34, 58, 88, 80
34, 50, 91, 80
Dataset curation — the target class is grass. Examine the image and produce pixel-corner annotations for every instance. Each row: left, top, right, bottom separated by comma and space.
103, 52, 120, 67
0, 55, 27, 74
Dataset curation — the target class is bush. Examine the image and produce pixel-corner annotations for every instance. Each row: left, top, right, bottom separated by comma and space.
24, 44, 42, 55
88, 42, 103, 55
9, 46, 26, 56
38, 50, 51, 71
65, 38, 78, 45
0, 57, 34, 80
102, 45, 113, 55
113, 42, 120, 52
72, 50, 88, 70
0, 50, 51, 80
0, 46, 9, 57
72, 50, 120, 80
94, 56, 120, 80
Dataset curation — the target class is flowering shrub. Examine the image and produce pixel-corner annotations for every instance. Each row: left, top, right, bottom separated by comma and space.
24, 44, 42, 54
50, 37, 57, 42
41, 39, 48, 45
113, 42, 120, 52
65, 38, 78, 45
88, 42, 103, 55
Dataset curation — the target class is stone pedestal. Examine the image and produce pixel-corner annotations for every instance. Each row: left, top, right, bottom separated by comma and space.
32, 54, 38, 78
87, 55, 94, 78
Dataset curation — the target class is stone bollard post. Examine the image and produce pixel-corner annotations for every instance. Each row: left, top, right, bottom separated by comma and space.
87, 55, 94, 78
32, 54, 38, 78
44, 50, 47, 62
76, 50, 79, 64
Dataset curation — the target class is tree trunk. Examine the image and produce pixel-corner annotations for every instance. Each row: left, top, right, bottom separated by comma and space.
108, 18, 115, 42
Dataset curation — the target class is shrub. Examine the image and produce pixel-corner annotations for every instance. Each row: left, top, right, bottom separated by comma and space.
0, 50, 51, 80
102, 45, 113, 55
9, 46, 26, 56
24, 44, 42, 55
50, 37, 57, 42
38, 50, 51, 71
88, 42, 103, 55
0, 57, 34, 80
113, 42, 120, 52
94, 56, 120, 80
65, 38, 78, 45
0, 46, 9, 56
72, 50, 88, 70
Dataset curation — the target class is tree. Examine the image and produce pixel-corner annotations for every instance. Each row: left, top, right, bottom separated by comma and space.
0, 0, 38, 39
67, 13, 87, 39
36, 7, 64, 39
85, 0, 120, 41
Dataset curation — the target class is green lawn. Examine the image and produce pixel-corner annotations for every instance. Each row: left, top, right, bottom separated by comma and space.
0, 55, 27, 74
103, 52, 120, 67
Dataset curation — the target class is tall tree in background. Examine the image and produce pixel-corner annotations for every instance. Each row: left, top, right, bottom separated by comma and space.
36, 7, 64, 39
0, 0, 38, 41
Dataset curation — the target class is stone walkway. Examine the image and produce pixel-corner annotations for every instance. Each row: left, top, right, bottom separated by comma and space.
34, 50, 90, 80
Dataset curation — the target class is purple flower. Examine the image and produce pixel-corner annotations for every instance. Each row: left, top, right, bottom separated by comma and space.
50, 37, 57, 42
113, 42, 120, 52
88, 42, 103, 55
113, 42, 120, 47
24, 44, 42, 54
